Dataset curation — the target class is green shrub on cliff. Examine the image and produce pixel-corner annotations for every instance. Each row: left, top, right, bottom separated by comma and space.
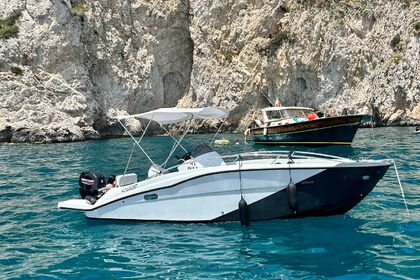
414, 22, 420, 36
0, 11, 21, 39
224, 51, 234, 63
390, 34, 403, 51
390, 53, 405, 64
10, 66, 23, 76
257, 31, 296, 56
71, 1, 87, 15
269, 31, 295, 50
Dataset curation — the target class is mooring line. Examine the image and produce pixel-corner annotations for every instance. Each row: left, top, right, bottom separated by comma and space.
392, 160, 410, 217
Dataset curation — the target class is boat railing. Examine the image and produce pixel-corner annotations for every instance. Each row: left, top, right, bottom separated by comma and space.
220, 151, 348, 162
161, 150, 349, 174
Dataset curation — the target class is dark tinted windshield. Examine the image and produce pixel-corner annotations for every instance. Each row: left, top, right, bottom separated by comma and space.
282, 109, 307, 118
266, 110, 284, 120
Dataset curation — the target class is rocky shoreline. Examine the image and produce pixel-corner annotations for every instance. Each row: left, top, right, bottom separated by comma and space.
1, 0, 419, 143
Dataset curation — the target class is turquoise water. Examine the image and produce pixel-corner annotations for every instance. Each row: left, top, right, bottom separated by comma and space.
0, 127, 418, 279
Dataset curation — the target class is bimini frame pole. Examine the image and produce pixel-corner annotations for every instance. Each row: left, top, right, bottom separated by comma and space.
122, 117, 154, 176
210, 119, 225, 145
118, 118, 156, 167
159, 123, 189, 153
162, 116, 193, 168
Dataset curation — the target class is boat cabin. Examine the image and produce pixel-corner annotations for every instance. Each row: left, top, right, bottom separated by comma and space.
261, 107, 318, 127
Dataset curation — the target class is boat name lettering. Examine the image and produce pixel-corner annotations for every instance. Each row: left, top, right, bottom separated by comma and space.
122, 185, 138, 193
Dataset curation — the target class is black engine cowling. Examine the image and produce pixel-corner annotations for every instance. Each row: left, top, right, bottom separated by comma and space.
79, 171, 106, 199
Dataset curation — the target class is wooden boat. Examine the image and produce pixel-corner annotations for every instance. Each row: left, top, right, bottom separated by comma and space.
248, 106, 364, 145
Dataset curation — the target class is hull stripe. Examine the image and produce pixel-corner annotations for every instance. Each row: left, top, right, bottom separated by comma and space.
253, 141, 352, 145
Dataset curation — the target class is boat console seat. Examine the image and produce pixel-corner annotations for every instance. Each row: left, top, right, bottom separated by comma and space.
148, 164, 168, 178
115, 173, 137, 187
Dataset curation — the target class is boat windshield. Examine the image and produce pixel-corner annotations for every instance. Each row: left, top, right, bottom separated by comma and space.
282, 109, 313, 118
266, 110, 284, 120
266, 108, 315, 120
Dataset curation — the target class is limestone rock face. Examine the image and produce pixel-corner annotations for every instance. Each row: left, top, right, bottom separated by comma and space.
179, 0, 419, 127
0, 0, 193, 142
0, 0, 418, 142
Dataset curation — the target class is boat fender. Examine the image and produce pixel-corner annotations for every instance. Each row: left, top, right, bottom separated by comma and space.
287, 178, 299, 213
238, 197, 250, 226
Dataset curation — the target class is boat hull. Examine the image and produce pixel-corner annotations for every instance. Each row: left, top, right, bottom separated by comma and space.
250, 115, 363, 145
82, 162, 390, 222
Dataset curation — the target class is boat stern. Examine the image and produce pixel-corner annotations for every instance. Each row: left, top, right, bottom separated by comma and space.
57, 199, 95, 211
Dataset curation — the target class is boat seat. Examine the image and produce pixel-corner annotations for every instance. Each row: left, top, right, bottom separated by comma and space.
115, 173, 137, 187
148, 164, 168, 178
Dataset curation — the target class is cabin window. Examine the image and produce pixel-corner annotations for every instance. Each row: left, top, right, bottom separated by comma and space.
266, 110, 284, 120
282, 109, 306, 118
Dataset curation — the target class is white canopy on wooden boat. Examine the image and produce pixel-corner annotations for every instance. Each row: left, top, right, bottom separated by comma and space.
117, 107, 229, 125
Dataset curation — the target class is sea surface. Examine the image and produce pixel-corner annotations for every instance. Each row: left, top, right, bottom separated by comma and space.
0, 127, 418, 279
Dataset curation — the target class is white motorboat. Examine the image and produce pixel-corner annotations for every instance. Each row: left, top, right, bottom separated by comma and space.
58, 107, 391, 224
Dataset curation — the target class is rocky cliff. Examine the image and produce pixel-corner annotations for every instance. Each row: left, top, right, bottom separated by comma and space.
0, 0, 419, 143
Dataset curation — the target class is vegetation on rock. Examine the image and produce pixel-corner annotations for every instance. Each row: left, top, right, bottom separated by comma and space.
258, 31, 296, 56
414, 22, 420, 36
10, 66, 23, 76
223, 51, 234, 63
71, 1, 87, 15
390, 53, 405, 64
0, 11, 21, 39
390, 34, 404, 51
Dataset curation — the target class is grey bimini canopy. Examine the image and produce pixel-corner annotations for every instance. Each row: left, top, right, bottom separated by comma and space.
117, 107, 229, 125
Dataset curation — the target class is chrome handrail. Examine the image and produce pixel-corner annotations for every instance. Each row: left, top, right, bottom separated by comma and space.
220, 151, 347, 161
160, 150, 348, 175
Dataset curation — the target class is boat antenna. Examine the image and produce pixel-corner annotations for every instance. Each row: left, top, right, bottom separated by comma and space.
370, 103, 375, 140
392, 160, 410, 217
210, 119, 225, 145
262, 93, 274, 107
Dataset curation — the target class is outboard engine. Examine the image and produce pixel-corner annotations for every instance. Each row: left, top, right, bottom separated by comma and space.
79, 171, 106, 199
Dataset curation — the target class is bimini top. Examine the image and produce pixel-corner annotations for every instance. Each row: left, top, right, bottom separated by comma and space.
117, 107, 229, 125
